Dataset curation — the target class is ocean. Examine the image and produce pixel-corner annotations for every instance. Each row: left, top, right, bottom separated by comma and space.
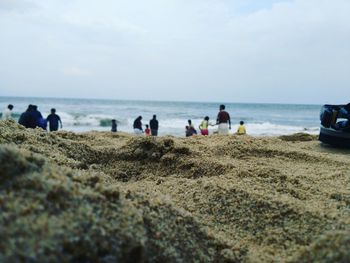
0, 96, 321, 136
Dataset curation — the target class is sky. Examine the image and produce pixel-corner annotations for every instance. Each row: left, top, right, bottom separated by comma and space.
0, 0, 349, 104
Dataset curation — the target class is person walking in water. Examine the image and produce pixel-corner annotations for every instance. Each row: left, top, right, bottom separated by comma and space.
216, 104, 231, 134
150, 115, 159, 136
46, 108, 62, 132
2, 104, 14, 120
199, 116, 210, 136
133, 116, 143, 135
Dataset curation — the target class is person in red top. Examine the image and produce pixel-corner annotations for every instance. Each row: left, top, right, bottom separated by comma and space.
216, 104, 231, 134
145, 124, 151, 136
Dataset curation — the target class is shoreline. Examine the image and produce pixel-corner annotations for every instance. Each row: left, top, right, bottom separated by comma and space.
0, 119, 320, 138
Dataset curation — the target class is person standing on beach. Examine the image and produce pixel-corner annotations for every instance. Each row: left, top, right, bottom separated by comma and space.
18, 105, 31, 128
133, 116, 143, 135
32, 105, 43, 128
216, 104, 231, 134
46, 108, 62, 132
199, 116, 210, 136
111, 119, 117, 132
19, 105, 37, 128
2, 104, 14, 120
150, 115, 159, 136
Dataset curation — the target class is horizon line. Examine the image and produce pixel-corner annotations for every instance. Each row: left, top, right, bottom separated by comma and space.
0, 95, 323, 107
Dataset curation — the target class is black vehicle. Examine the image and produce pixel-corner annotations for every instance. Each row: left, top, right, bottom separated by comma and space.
319, 104, 350, 147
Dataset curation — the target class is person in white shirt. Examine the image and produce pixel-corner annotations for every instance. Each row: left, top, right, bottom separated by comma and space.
2, 104, 14, 120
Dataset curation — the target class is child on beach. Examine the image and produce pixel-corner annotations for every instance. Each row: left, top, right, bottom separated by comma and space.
145, 124, 150, 136
111, 119, 117, 132
237, 121, 246, 135
188, 120, 197, 135
199, 116, 210, 136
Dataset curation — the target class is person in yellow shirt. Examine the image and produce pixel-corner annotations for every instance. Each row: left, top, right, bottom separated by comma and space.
199, 116, 210, 136
237, 121, 246, 135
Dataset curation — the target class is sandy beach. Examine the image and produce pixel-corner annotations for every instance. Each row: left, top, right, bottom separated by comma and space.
0, 120, 349, 262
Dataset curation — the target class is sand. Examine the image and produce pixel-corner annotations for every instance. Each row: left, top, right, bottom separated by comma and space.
0, 119, 349, 262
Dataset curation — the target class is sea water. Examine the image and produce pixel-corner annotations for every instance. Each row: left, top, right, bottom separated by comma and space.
0, 96, 321, 136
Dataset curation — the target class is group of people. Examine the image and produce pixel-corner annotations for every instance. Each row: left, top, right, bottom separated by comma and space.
2, 104, 62, 132
3, 103, 246, 136
130, 104, 246, 137
132, 115, 159, 136
185, 104, 246, 136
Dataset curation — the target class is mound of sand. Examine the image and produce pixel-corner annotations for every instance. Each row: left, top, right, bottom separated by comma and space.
0, 120, 349, 262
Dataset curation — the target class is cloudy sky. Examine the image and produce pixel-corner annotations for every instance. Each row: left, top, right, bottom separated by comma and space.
0, 0, 349, 104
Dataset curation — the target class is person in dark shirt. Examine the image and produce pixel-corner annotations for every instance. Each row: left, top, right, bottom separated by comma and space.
150, 115, 159, 136
31, 105, 43, 128
46, 108, 62, 132
111, 119, 117, 132
18, 104, 37, 128
216, 104, 231, 134
18, 105, 31, 127
133, 116, 143, 135
27, 105, 46, 130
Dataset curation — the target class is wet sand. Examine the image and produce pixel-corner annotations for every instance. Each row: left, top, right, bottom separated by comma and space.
0, 120, 349, 262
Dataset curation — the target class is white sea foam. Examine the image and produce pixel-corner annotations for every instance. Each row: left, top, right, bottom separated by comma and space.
241, 122, 319, 136
61, 114, 319, 136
